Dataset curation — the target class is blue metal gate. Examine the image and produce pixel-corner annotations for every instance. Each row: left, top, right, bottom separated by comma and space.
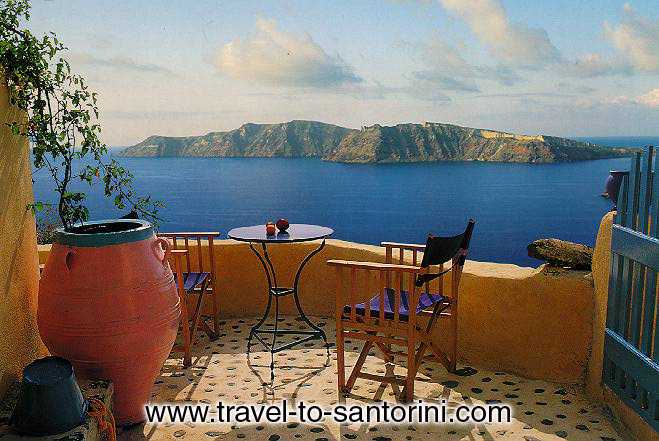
604, 145, 659, 431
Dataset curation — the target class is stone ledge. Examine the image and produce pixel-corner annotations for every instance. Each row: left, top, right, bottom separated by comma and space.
0, 379, 113, 441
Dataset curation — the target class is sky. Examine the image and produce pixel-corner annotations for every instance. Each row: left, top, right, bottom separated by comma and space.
28, 0, 659, 146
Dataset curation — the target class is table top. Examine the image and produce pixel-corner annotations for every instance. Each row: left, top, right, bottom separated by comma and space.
228, 224, 333, 243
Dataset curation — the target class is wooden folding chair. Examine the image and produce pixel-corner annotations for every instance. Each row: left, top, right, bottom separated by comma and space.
158, 232, 220, 367
328, 220, 474, 402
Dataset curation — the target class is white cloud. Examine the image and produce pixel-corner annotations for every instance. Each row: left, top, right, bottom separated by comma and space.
638, 88, 659, 107
216, 18, 362, 88
68, 53, 174, 75
555, 82, 596, 94
602, 95, 634, 106
559, 5, 659, 77
604, 4, 659, 72
598, 89, 659, 108
562, 53, 631, 77
411, 38, 521, 92
438, 0, 560, 66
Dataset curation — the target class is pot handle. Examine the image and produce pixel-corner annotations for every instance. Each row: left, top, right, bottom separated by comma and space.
64, 249, 75, 272
154, 237, 171, 266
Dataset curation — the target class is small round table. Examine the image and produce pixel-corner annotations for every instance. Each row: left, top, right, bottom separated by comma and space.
227, 224, 334, 380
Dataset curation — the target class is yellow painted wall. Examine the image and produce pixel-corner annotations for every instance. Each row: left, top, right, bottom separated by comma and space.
0, 76, 46, 397
40, 237, 595, 383
588, 212, 658, 441
587, 211, 614, 399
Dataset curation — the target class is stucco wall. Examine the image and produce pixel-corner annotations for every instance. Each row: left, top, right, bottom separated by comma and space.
587, 211, 614, 399
41, 237, 595, 383
0, 77, 46, 397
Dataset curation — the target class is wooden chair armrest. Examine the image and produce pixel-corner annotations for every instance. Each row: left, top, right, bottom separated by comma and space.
327, 259, 421, 273
158, 232, 220, 238
169, 249, 189, 267
380, 242, 426, 252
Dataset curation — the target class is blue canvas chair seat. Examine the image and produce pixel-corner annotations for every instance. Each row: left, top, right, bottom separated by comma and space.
174, 271, 210, 292
343, 289, 447, 322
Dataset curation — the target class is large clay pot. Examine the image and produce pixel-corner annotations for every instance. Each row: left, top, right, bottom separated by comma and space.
38, 219, 180, 424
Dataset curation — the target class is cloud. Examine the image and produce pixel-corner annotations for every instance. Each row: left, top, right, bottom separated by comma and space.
397, 84, 453, 102
414, 71, 479, 92
555, 82, 596, 94
475, 92, 577, 99
438, 0, 560, 66
326, 80, 453, 103
561, 53, 632, 77
216, 18, 362, 88
604, 4, 659, 72
598, 89, 659, 108
69, 53, 174, 75
387, 0, 433, 4
411, 37, 522, 93
558, 5, 659, 77
638, 88, 659, 107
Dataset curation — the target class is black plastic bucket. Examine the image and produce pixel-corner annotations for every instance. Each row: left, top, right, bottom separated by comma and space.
10, 356, 88, 435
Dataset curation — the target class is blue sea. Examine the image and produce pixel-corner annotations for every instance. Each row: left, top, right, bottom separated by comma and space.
32, 137, 657, 267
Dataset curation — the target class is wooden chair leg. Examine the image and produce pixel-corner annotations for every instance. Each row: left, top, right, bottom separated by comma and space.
404, 305, 418, 404
346, 341, 373, 391
179, 291, 192, 367
375, 341, 393, 362
336, 323, 346, 394
201, 320, 217, 341
448, 305, 458, 373
404, 355, 415, 402
379, 332, 394, 362
412, 342, 428, 377
175, 261, 192, 368
402, 338, 418, 403
189, 289, 207, 343
191, 283, 217, 341
210, 279, 220, 335
401, 342, 428, 399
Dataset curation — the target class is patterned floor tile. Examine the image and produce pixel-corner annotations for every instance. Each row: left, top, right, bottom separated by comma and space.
119, 316, 627, 441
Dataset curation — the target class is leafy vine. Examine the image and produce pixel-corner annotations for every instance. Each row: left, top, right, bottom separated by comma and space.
0, 0, 163, 231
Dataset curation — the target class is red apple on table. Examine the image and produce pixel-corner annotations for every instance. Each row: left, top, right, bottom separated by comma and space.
266, 222, 276, 236
276, 218, 289, 232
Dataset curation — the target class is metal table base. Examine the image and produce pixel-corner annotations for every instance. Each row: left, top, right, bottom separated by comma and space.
246, 240, 330, 381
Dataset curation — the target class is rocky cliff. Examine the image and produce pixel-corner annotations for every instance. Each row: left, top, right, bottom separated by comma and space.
120, 120, 631, 163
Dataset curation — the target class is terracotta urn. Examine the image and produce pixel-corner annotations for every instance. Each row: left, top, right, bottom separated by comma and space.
38, 219, 180, 424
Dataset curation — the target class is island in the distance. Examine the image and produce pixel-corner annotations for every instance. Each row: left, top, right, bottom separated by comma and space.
119, 120, 632, 163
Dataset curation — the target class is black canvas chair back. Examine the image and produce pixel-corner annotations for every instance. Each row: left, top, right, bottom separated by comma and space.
416, 219, 475, 287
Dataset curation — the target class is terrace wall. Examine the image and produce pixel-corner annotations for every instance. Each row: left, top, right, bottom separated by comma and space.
0, 78, 46, 397
39, 239, 595, 383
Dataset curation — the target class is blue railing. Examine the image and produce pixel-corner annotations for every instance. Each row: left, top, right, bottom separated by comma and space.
604, 145, 658, 431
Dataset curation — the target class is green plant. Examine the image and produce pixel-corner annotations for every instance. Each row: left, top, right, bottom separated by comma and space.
35, 204, 60, 245
0, 0, 162, 231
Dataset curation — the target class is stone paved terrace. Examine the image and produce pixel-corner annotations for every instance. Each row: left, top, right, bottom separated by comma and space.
120, 316, 630, 441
